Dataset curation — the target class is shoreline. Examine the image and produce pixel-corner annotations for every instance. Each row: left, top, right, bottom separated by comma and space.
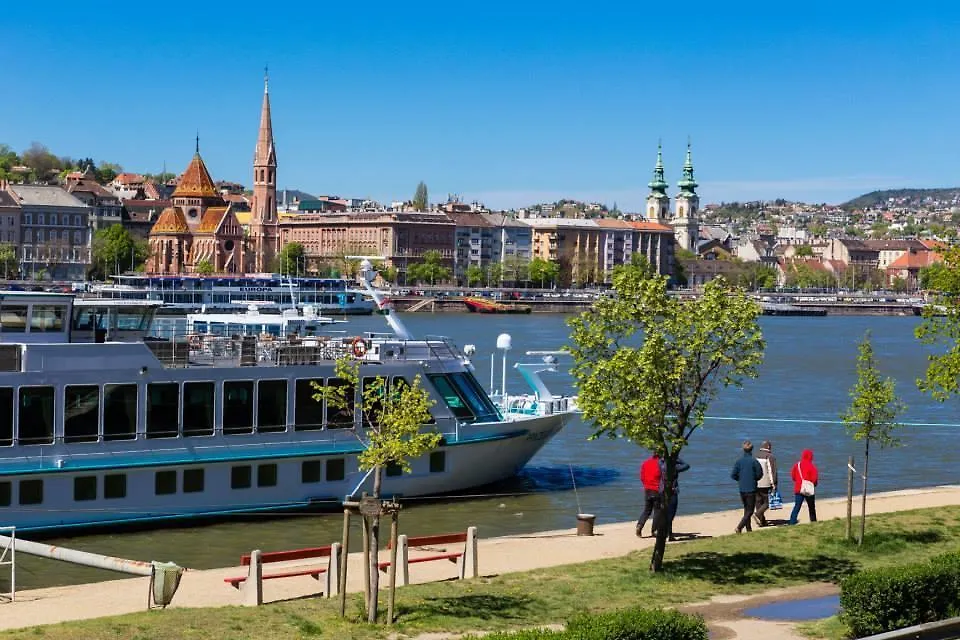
2, 483, 958, 632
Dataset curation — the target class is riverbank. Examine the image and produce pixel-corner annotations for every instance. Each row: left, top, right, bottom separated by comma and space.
2, 484, 959, 638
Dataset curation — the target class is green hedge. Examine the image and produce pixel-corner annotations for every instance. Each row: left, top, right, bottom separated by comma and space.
474, 607, 707, 640
840, 551, 960, 636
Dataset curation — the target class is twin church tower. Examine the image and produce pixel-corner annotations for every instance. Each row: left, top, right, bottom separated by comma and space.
646, 143, 700, 253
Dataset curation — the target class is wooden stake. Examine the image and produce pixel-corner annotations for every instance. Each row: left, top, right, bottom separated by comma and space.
387, 511, 399, 624
362, 513, 370, 610
846, 455, 854, 541
338, 508, 351, 617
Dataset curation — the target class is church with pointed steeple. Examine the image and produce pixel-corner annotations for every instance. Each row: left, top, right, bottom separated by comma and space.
248, 70, 279, 272
645, 142, 671, 225
644, 141, 700, 253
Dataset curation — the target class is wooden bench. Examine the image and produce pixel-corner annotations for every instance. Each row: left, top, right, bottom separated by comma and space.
378, 527, 478, 586
224, 543, 341, 605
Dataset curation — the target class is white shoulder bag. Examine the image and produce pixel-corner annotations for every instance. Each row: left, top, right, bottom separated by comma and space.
798, 462, 815, 496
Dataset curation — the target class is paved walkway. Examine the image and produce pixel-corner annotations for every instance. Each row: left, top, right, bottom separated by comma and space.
2, 484, 959, 637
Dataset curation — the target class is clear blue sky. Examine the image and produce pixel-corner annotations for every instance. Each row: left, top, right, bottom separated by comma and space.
3, 1, 958, 210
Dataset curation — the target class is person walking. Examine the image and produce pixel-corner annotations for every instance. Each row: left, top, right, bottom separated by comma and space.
661, 456, 690, 541
789, 449, 818, 524
731, 440, 763, 534
754, 440, 778, 527
636, 451, 663, 537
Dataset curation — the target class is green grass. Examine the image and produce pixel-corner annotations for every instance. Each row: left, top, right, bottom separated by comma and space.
797, 616, 848, 640
5, 507, 960, 640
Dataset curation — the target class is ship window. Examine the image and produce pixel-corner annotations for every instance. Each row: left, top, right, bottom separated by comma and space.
0, 481, 9, 506
326, 458, 345, 482
257, 463, 277, 487
385, 461, 402, 477
104, 474, 126, 499
257, 380, 287, 433
64, 385, 100, 443
183, 468, 205, 493
426, 375, 474, 421
30, 305, 65, 332
231, 465, 252, 489
294, 379, 324, 431
103, 384, 137, 441
449, 372, 500, 422
0, 387, 12, 446
19, 479, 42, 505
18, 386, 54, 445
223, 381, 254, 434
155, 470, 177, 495
1, 305, 27, 333
324, 378, 355, 428
147, 383, 179, 438
74, 476, 97, 501
430, 451, 446, 473
182, 382, 214, 437
116, 309, 150, 331
302, 460, 322, 483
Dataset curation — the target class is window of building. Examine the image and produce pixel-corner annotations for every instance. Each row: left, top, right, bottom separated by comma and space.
23, 214, 31, 225
23, 230, 31, 243
231, 465, 252, 489
73, 231, 81, 244
19, 386, 54, 445
183, 468, 204, 493
64, 385, 99, 443
324, 378, 354, 428
223, 381, 254, 434
257, 464, 278, 487
147, 383, 179, 438
301, 460, 322, 483
0, 481, 9, 507
294, 379, 324, 431
257, 380, 287, 433
37, 214, 44, 225
104, 474, 126, 499
36, 229, 44, 243
0, 387, 12, 446
430, 451, 446, 473
385, 461, 402, 477
74, 476, 97, 501
155, 470, 177, 495
103, 384, 137, 441
326, 458, 345, 482
1, 306, 27, 333
19, 479, 43, 505
182, 382, 214, 437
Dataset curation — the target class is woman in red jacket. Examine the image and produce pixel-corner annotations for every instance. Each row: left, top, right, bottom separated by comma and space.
788, 449, 818, 524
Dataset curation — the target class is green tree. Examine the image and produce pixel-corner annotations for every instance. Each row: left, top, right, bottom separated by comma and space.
312, 358, 440, 623
21, 142, 61, 181
529, 257, 559, 288
840, 332, 905, 545
794, 245, 814, 257
412, 181, 429, 212
0, 244, 18, 279
277, 242, 306, 276
194, 259, 214, 275
486, 262, 503, 287
90, 224, 149, 279
568, 268, 764, 571
502, 256, 530, 285
378, 265, 397, 284
95, 161, 123, 184
406, 250, 450, 285
466, 264, 484, 286
916, 246, 960, 400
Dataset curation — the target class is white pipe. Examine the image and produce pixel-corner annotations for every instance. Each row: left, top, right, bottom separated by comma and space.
490, 353, 495, 395
0, 534, 154, 576
357, 260, 412, 340
501, 351, 508, 401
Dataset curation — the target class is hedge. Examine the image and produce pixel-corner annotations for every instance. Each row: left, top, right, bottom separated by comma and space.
840, 551, 960, 637
473, 607, 707, 640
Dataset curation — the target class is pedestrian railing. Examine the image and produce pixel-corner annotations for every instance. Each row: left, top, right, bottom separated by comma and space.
0, 526, 15, 603
857, 616, 960, 640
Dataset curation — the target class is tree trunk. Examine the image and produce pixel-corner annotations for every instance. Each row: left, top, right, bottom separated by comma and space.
649, 456, 674, 572
858, 439, 870, 546
367, 466, 382, 623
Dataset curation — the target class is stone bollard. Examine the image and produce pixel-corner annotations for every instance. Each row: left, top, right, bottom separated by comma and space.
461, 526, 479, 579
325, 542, 341, 598
243, 549, 263, 607
397, 534, 409, 587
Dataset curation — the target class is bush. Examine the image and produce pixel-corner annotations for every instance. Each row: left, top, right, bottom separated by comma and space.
840, 551, 960, 636
566, 606, 708, 640
478, 630, 565, 640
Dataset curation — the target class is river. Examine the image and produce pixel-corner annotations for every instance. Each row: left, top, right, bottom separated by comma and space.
8, 312, 958, 589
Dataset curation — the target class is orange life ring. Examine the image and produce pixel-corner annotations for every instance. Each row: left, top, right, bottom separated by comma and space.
352, 337, 368, 358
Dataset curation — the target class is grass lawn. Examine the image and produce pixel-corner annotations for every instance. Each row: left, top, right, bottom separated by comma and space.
5, 506, 960, 640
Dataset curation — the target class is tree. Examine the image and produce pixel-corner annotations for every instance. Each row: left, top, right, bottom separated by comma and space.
466, 264, 484, 286
529, 257, 559, 288
502, 256, 530, 286
313, 358, 440, 623
406, 250, 450, 285
840, 332, 905, 545
194, 259, 214, 275
378, 265, 397, 285
794, 245, 814, 257
916, 246, 960, 400
90, 224, 149, 279
0, 244, 18, 279
277, 242, 306, 276
568, 268, 764, 572
486, 262, 503, 287
412, 181, 428, 212
95, 161, 123, 185
21, 142, 61, 181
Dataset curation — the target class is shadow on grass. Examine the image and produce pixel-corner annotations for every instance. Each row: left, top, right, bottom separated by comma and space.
664, 552, 859, 585
396, 593, 536, 624
827, 528, 945, 554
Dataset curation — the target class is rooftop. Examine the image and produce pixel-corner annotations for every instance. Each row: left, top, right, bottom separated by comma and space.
8, 185, 89, 209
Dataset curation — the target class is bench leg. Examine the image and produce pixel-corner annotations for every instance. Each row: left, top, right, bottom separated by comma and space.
326, 542, 341, 598
398, 534, 409, 587
243, 549, 263, 607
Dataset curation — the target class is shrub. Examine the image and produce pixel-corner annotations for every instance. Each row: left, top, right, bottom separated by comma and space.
566, 606, 708, 640
840, 551, 960, 636
472, 630, 564, 640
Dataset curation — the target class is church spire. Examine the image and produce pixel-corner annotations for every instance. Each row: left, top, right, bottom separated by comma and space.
647, 140, 668, 197
254, 70, 276, 168
677, 139, 698, 196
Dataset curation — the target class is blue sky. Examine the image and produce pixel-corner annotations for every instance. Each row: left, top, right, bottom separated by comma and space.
3, 1, 959, 210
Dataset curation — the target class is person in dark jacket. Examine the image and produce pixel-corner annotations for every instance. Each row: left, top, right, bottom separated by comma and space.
636, 452, 663, 537
661, 456, 691, 541
788, 449, 819, 524
731, 440, 764, 533
754, 440, 778, 527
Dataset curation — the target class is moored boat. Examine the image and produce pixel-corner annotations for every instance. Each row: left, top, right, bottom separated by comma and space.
463, 297, 532, 314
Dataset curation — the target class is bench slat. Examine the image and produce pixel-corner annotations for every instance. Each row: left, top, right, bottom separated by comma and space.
387, 533, 467, 549
224, 566, 328, 588
240, 545, 333, 566
378, 552, 462, 571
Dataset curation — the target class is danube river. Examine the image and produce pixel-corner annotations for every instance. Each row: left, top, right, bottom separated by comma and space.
12, 312, 958, 589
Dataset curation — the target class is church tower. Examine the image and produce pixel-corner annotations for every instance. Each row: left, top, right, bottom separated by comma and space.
645, 142, 670, 224
673, 142, 700, 253
249, 71, 279, 273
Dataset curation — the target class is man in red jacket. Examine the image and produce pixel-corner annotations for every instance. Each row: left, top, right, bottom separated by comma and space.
636, 452, 663, 537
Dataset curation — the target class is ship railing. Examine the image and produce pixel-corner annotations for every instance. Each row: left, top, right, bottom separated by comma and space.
0, 526, 14, 603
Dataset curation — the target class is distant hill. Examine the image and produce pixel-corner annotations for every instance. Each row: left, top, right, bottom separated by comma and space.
277, 188, 316, 204
842, 188, 960, 210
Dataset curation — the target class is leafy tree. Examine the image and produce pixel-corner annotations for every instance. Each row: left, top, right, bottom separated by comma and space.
95, 161, 123, 184
277, 242, 306, 276
378, 265, 397, 284
916, 246, 960, 400
90, 224, 149, 279
194, 259, 214, 275
21, 142, 61, 181
412, 181, 428, 212
529, 257, 559, 288
486, 262, 503, 287
808, 222, 828, 237
313, 359, 440, 623
674, 247, 698, 261
568, 268, 764, 572
502, 256, 530, 285
466, 264, 484, 286
840, 332, 905, 545
733, 262, 777, 290
0, 244, 18, 279
406, 250, 450, 285
784, 262, 834, 289
794, 245, 814, 257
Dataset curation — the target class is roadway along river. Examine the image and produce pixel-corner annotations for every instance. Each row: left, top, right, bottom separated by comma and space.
8, 312, 957, 590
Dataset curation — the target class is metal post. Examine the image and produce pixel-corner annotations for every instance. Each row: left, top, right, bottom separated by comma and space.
387, 512, 399, 624
0, 526, 14, 603
338, 508, 351, 617
846, 456, 855, 541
